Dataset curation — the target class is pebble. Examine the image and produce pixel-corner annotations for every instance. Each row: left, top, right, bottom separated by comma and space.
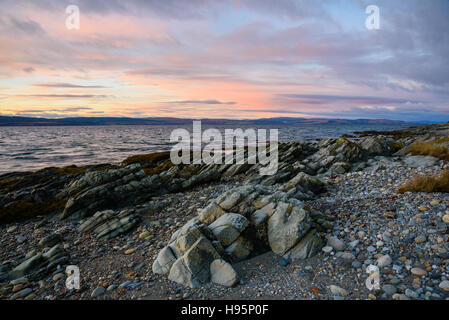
405, 288, 419, 299
329, 285, 348, 297
16, 236, 27, 244
7, 226, 17, 233
322, 246, 333, 253
377, 254, 392, 267
327, 237, 345, 251
107, 285, 117, 292
414, 235, 427, 244
279, 258, 291, 266
410, 268, 427, 277
11, 288, 33, 299
442, 215, 449, 223
367, 246, 376, 253
439, 280, 449, 292
53, 273, 65, 281
139, 231, 151, 240
382, 284, 397, 296
91, 286, 106, 297
124, 248, 136, 255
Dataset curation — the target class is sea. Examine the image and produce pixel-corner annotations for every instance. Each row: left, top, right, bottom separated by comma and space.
0, 123, 411, 174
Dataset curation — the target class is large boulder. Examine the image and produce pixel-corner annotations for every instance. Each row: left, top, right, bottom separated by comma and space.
359, 136, 398, 156
152, 246, 177, 275
168, 237, 220, 288
283, 229, 322, 260
210, 259, 238, 287
267, 202, 311, 255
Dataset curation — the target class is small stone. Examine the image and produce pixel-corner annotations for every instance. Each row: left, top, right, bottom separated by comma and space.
329, 285, 348, 297
442, 215, 449, 223
405, 288, 419, 299
327, 237, 345, 251
392, 293, 410, 300
52, 273, 64, 281
382, 284, 397, 296
438, 280, 449, 292
7, 226, 17, 233
279, 258, 291, 266
20, 288, 33, 297
335, 252, 355, 261
367, 246, 376, 253
410, 267, 427, 277
414, 235, 427, 244
12, 284, 25, 292
10, 277, 29, 285
16, 236, 27, 244
139, 231, 151, 240
377, 254, 392, 267
322, 246, 333, 253
91, 286, 106, 297
124, 248, 136, 255
384, 211, 397, 219
107, 285, 117, 292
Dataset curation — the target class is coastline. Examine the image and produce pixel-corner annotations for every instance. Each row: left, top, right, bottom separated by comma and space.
1, 122, 449, 300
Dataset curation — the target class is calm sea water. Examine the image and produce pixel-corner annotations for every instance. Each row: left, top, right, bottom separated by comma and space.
0, 124, 410, 174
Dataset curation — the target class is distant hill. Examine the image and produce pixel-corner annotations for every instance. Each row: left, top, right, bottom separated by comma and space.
0, 115, 411, 127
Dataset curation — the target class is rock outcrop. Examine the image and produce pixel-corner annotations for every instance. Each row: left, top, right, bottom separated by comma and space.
8, 244, 68, 280
152, 184, 328, 288
78, 209, 140, 239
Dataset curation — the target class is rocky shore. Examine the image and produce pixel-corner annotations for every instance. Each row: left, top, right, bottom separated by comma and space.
1, 123, 449, 300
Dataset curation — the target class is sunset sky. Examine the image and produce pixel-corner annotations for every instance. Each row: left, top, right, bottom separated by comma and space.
0, 0, 448, 122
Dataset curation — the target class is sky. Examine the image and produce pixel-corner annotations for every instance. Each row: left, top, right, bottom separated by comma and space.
0, 0, 448, 122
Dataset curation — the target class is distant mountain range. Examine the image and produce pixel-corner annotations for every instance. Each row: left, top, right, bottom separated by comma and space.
0, 115, 419, 127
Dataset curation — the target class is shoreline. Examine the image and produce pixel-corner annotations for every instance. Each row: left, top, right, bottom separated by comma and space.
1, 122, 449, 300
0, 122, 415, 175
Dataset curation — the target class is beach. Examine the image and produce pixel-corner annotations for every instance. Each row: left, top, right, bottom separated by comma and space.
1, 123, 449, 300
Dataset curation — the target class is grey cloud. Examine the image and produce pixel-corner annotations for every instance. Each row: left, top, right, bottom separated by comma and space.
17, 94, 110, 99
0, 16, 45, 35
163, 100, 236, 105
276, 94, 422, 105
